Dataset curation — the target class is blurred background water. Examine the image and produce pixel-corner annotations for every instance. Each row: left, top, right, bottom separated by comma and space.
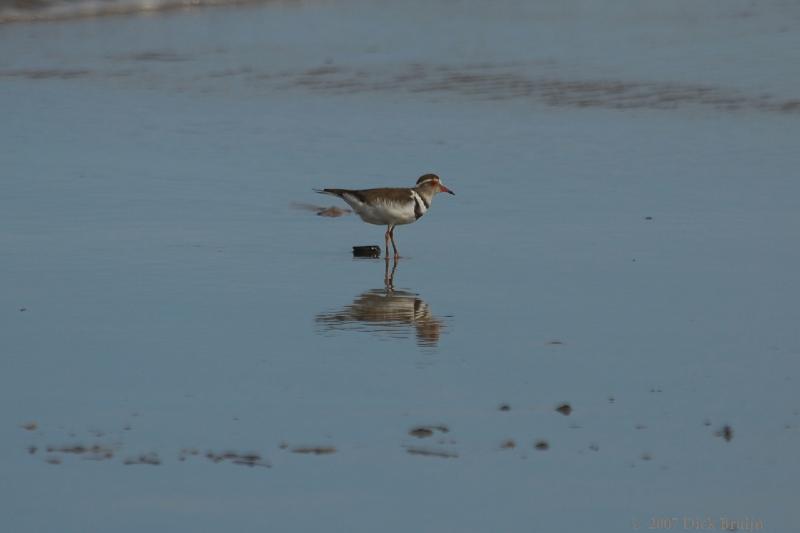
2, 1, 799, 532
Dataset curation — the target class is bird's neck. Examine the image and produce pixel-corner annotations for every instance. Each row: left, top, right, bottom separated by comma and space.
414, 185, 436, 206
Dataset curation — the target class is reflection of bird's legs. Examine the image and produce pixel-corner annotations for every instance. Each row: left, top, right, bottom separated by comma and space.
384, 226, 391, 258
384, 255, 398, 292
389, 225, 399, 259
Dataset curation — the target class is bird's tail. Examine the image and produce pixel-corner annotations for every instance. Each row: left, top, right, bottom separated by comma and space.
314, 188, 346, 197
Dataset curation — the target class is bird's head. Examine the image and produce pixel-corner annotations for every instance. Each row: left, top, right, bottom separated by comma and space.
416, 173, 455, 196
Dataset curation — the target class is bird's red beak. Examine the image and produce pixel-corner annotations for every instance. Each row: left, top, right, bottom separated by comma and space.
439, 184, 455, 195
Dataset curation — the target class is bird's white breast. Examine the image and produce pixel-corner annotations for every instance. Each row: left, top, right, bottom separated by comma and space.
345, 193, 419, 226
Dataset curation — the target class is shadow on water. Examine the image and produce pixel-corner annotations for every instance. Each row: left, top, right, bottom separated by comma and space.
315, 258, 447, 349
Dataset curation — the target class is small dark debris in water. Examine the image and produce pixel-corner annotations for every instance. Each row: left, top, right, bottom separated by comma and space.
534, 440, 549, 451
47, 444, 88, 454
19, 307, 27, 312
649, 387, 662, 393
123, 425, 132, 431
20, 422, 38, 431
47, 444, 114, 461
123, 452, 161, 465
546, 340, 563, 345
291, 446, 337, 455
206, 451, 224, 463
28, 446, 37, 455
715, 425, 734, 442
352, 245, 381, 258
500, 439, 516, 450
641, 452, 653, 461
205, 450, 270, 467
588, 442, 599, 452
79, 444, 115, 461
645, 216, 653, 220
608, 396, 616, 404
84, 451, 114, 461
408, 425, 449, 438
498, 403, 511, 412
405, 446, 458, 459
703, 419, 712, 427
45, 456, 61, 465
409, 427, 434, 438
232, 454, 271, 468
278, 441, 289, 450
555, 403, 572, 416
635, 423, 647, 430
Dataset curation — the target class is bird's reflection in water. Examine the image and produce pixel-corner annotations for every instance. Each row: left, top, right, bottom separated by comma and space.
315, 258, 447, 348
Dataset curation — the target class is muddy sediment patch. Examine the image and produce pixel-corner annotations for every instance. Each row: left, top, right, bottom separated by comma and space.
206, 450, 271, 467
46, 443, 117, 460
264, 63, 800, 114
123, 452, 161, 465
290, 446, 337, 455
0, 69, 92, 80
404, 446, 459, 459
408, 425, 449, 439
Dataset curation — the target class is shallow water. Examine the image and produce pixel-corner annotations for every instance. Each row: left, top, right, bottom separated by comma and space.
2, 1, 800, 532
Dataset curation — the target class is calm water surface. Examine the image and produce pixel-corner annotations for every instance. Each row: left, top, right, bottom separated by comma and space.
2, 2, 799, 532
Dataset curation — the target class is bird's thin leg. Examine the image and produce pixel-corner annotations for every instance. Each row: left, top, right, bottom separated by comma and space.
389, 226, 399, 259
384, 226, 391, 258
